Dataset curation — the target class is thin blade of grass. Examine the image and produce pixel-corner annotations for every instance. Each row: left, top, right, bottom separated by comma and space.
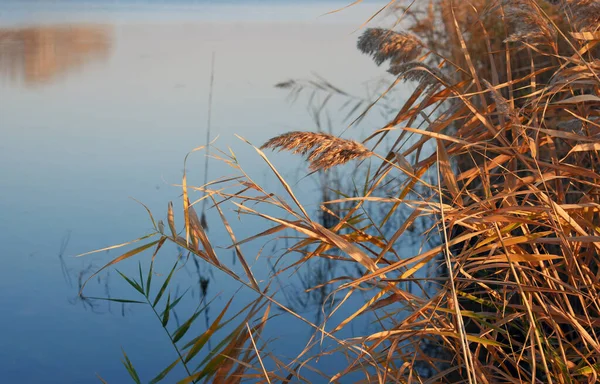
153, 261, 179, 307
184, 297, 233, 363
116, 270, 144, 295
121, 349, 142, 384
161, 293, 171, 327
210, 195, 259, 290
149, 358, 180, 384
80, 239, 161, 294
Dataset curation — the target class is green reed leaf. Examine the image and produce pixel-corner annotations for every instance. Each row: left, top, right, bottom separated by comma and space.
148, 358, 180, 384
87, 297, 146, 304
152, 261, 178, 308
161, 293, 171, 327
172, 295, 214, 344
146, 260, 154, 298
121, 349, 141, 384
116, 270, 144, 296
184, 297, 233, 363
160, 288, 190, 320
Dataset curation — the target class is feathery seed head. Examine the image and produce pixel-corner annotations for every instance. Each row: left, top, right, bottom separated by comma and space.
261, 131, 372, 171
357, 28, 423, 68
565, 0, 600, 31
503, 0, 557, 44
387, 61, 451, 86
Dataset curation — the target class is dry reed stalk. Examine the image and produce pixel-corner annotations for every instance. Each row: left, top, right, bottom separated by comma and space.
261, 131, 373, 171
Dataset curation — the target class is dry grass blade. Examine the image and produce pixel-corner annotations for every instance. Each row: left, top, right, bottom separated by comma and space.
210, 195, 260, 291
167, 201, 177, 238
75, 232, 157, 258
80, 238, 161, 294
187, 202, 220, 266
245, 322, 270, 384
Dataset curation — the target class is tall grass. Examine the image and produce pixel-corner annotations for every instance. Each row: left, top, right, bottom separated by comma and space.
82, 0, 600, 382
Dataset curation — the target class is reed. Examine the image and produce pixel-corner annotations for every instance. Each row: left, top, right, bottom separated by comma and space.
261, 131, 373, 171
83, 0, 600, 382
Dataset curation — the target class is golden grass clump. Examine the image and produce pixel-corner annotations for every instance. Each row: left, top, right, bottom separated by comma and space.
264, 0, 600, 382
261, 131, 373, 171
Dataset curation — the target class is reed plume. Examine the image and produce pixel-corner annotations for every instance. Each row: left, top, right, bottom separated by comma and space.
357, 28, 423, 69
387, 61, 450, 85
565, 0, 600, 31
503, 0, 556, 43
261, 131, 372, 171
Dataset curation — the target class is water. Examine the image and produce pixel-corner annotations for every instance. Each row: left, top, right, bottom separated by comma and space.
0, 0, 388, 25
0, 1, 406, 382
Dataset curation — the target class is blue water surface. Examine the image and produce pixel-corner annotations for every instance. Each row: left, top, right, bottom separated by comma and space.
0, 1, 408, 382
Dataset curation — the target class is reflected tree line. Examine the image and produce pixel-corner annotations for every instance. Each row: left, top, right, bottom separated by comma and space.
0, 24, 112, 85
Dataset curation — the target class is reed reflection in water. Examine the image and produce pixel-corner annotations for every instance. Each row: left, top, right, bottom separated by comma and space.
0, 24, 112, 85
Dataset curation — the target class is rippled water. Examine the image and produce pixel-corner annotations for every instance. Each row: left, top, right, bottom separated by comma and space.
0, 1, 403, 382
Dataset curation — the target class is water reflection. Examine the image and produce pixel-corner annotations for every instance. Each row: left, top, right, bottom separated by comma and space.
0, 24, 112, 85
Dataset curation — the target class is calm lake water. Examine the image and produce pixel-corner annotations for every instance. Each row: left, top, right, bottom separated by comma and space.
0, 1, 406, 382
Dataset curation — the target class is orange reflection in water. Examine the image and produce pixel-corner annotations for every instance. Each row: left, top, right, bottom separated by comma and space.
0, 25, 112, 86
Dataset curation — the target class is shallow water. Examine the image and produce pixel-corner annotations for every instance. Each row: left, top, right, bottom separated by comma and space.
0, 1, 406, 382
